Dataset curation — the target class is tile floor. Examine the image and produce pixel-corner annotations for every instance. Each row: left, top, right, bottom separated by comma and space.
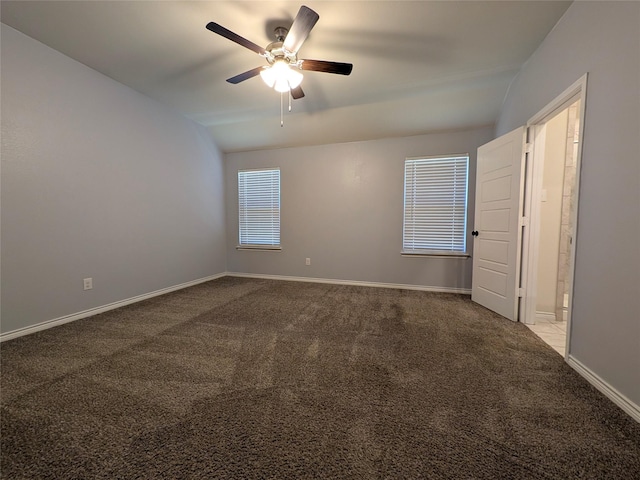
526, 317, 567, 357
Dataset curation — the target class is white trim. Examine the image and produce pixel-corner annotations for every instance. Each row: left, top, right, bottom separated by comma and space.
527, 74, 588, 126
535, 311, 557, 322
405, 153, 470, 162
519, 124, 545, 325
226, 272, 471, 294
6, 268, 637, 424
0, 273, 226, 342
1, 272, 470, 342
401, 251, 470, 258
567, 356, 640, 423
521, 73, 587, 337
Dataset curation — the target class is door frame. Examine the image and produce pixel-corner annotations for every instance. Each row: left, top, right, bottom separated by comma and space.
519, 74, 588, 357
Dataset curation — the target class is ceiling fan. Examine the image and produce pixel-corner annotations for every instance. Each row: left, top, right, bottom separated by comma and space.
206, 5, 353, 100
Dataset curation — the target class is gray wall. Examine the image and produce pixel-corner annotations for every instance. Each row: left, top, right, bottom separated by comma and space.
225, 127, 494, 290
1, 25, 227, 335
497, 2, 640, 405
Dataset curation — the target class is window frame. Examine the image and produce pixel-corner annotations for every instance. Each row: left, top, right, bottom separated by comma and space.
237, 167, 281, 251
402, 154, 470, 257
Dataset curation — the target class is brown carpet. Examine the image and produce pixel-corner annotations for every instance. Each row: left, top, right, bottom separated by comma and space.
1, 277, 639, 479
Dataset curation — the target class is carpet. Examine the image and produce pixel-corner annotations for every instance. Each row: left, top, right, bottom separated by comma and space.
2, 277, 639, 479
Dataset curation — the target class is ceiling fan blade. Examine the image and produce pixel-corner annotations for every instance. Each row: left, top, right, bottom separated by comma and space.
206, 22, 266, 56
283, 6, 319, 54
290, 86, 305, 99
301, 59, 353, 75
226, 66, 264, 84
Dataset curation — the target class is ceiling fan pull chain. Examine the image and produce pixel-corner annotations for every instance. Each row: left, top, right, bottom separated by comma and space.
281, 91, 284, 127
288, 89, 292, 112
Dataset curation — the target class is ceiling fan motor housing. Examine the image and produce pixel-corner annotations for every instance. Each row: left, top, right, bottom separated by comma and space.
265, 27, 298, 66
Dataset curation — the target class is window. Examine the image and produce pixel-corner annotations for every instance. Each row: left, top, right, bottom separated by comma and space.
238, 168, 280, 248
403, 155, 469, 255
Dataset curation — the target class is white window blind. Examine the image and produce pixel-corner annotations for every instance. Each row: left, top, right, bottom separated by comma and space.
238, 168, 280, 247
403, 155, 469, 253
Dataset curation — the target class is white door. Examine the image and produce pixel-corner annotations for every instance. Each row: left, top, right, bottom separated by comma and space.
472, 127, 526, 321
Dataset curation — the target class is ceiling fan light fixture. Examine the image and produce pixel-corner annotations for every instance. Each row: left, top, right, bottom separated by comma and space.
259, 67, 276, 88
273, 77, 291, 93
260, 60, 303, 92
207, 5, 352, 113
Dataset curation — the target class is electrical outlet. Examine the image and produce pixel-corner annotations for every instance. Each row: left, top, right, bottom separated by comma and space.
83, 278, 93, 290
305, 258, 311, 266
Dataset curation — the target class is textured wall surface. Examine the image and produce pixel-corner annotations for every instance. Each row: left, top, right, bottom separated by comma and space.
225, 127, 494, 291
1, 25, 227, 334
497, 2, 640, 406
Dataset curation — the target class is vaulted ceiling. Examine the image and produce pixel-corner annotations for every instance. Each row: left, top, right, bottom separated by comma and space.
1, 1, 571, 152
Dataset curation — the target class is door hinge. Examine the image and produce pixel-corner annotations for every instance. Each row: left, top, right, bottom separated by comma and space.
525, 142, 533, 154
518, 288, 525, 298
519, 216, 529, 228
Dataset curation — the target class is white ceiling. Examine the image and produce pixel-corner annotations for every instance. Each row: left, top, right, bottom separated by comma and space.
1, 1, 571, 152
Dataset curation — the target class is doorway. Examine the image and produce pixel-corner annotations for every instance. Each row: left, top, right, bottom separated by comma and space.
471, 74, 587, 359
526, 100, 581, 356
520, 74, 587, 359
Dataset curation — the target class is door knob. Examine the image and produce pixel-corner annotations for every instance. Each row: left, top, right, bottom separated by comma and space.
472, 231, 479, 236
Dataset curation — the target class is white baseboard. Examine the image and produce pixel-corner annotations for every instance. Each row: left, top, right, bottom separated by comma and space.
0, 272, 470, 342
0, 273, 226, 342
567, 355, 640, 423
4, 272, 637, 424
535, 311, 558, 322
226, 272, 472, 295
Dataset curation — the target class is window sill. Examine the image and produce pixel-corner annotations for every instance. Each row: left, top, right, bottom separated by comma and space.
236, 245, 282, 251
401, 250, 470, 258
